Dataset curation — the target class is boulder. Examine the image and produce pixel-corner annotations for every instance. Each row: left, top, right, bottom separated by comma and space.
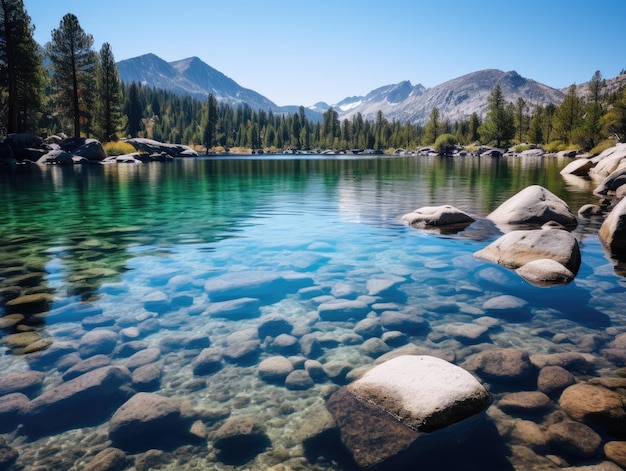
604, 441, 626, 468
498, 391, 552, 414
317, 299, 371, 321
537, 365, 576, 396
487, 185, 577, 228
379, 309, 430, 334
78, 330, 119, 358
20, 365, 133, 434
0, 393, 29, 432
124, 138, 198, 157
192, 347, 223, 375
0, 371, 45, 397
257, 315, 293, 340
124, 347, 161, 371
37, 149, 75, 165
109, 393, 187, 451
204, 270, 312, 302
578, 204, 603, 217
60, 137, 106, 161
560, 158, 595, 176
474, 228, 581, 285
326, 355, 490, 469
482, 295, 532, 322
401, 205, 474, 230
132, 364, 162, 392
599, 197, 626, 263
62, 354, 111, 381
590, 143, 626, 178
594, 167, 626, 196
285, 370, 315, 390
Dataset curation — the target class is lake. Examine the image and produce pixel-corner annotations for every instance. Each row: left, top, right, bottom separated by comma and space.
1, 154, 625, 470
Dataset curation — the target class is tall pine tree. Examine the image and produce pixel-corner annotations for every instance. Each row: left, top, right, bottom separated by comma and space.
46, 13, 97, 137
202, 93, 218, 152
479, 84, 514, 147
94, 42, 122, 141
0, 0, 44, 133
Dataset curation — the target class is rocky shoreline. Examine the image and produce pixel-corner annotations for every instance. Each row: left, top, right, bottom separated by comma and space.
1, 143, 626, 469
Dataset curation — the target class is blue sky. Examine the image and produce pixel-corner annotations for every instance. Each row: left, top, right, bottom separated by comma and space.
26, 0, 626, 107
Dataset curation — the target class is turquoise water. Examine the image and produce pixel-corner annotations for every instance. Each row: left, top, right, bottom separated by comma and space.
1, 155, 625, 470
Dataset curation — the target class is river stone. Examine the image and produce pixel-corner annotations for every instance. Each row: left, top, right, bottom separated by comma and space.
441, 322, 490, 344
547, 421, 602, 458
192, 347, 223, 376
401, 205, 475, 228
269, 333, 300, 355
204, 270, 312, 302
530, 352, 593, 373
498, 391, 552, 413
482, 295, 532, 322
83, 447, 127, 471
323, 360, 353, 384
579, 204, 603, 217
213, 416, 271, 461
257, 315, 293, 340
559, 383, 626, 434
304, 359, 326, 381
258, 356, 294, 383
62, 354, 112, 381
515, 258, 577, 286
0, 393, 29, 432
124, 347, 161, 371
204, 297, 262, 319
317, 299, 370, 321
224, 340, 260, 364
20, 365, 133, 434
0, 371, 44, 397
537, 365, 576, 396
298, 403, 339, 452
466, 348, 533, 384
486, 185, 577, 228
474, 229, 581, 276
604, 441, 626, 468
132, 363, 162, 391
595, 167, 626, 196
326, 355, 490, 469
591, 143, 626, 177
78, 330, 119, 358
4, 292, 54, 314
354, 317, 383, 338
599, 197, 626, 262
359, 337, 391, 357
285, 369, 315, 390
109, 393, 185, 450
379, 310, 429, 333
366, 274, 406, 296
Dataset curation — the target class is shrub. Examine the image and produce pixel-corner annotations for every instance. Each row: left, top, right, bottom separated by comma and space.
434, 134, 458, 155
589, 139, 616, 156
104, 141, 136, 157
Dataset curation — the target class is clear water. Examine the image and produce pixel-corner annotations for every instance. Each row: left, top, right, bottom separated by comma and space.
1, 155, 625, 470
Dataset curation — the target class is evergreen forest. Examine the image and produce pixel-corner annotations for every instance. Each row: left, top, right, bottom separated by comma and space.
2, 1, 626, 156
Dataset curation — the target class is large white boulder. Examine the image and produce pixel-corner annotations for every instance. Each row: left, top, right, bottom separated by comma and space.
599, 197, 626, 265
487, 185, 577, 229
326, 355, 490, 468
401, 205, 474, 229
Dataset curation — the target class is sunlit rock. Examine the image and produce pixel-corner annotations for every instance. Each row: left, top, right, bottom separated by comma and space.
401, 205, 474, 232
487, 185, 577, 229
326, 355, 490, 469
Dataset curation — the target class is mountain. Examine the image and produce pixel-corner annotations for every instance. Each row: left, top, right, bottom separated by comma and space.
117, 54, 571, 125
335, 70, 565, 125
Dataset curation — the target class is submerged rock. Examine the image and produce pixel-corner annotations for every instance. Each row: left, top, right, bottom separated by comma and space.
401, 205, 475, 230
559, 383, 626, 434
465, 348, 533, 385
213, 416, 271, 465
599, 197, 626, 265
326, 355, 490, 468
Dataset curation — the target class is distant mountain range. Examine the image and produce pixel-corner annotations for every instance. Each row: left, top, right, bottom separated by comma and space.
117, 53, 623, 125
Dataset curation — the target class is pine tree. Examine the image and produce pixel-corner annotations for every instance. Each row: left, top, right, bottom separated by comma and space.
552, 85, 583, 145
202, 93, 218, 152
124, 82, 143, 137
0, 0, 44, 133
46, 13, 97, 137
479, 84, 514, 147
94, 42, 122, 141
575, 71, 604, 150
423, 107, 441, 145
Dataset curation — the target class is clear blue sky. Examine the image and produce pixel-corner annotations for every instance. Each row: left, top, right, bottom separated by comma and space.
26, 0, 626, 107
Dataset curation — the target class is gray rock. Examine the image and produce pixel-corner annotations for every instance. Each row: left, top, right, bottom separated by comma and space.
83, 447, 127, 471
560, 158, 595, 176
125, 137, 198, 157
599, 197, 626, 264
304, 359, 326, 381
482, 295, 532, 322
298, 403, 338, 452
224, 340, 260, 364
559, 383, 626, 434
78, 330, 119, 358
547, 421, 602, 458
192, 347, 223, 375
62, 354, 111, 381
109, 393, 185, 450
124, 348, 161, 371
0, 371, 44, 397
299, 333, 322, 358
37, 149, 74, 165
486, 185, 577, 228
257, 315, 293, 340
285, 370, 315, 390
595, 167, 626, 196
326, 355, 490, 469
359, 337, 391, 358
590, 143, 626, 178
0, 393, 29, 432
354, 317, 383, 338
258, 356, 293, 383
60, 137, 106, 161
537, 365, 576, 396
442, 322, 490, 344
323, 360, 353, 384
132, 363, 162, 392
204, 297, 261, 319
379, 309, 429, 334
578, 204, 603, 217
475, 229, 581, 285
269, 333, 300, 355
0, 442, 18, 469
466, 348, 533, 384
366, 274, 406, 296
318, 299, 371, 321
530, 352, 593, 373
20, 366, 133, 434
204, 270, 312, 301
401, 205, 474, 228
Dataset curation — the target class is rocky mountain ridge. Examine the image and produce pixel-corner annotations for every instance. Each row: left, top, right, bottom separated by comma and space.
117, 53, 624, 125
